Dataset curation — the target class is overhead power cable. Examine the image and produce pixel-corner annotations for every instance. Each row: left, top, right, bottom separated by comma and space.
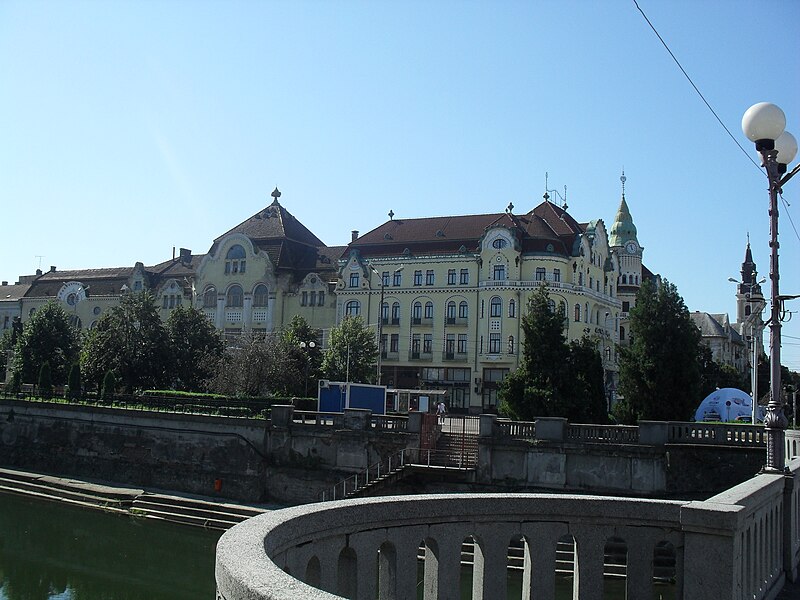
632, 0, 761, 173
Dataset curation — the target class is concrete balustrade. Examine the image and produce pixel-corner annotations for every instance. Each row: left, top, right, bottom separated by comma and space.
216, 458, 800, 600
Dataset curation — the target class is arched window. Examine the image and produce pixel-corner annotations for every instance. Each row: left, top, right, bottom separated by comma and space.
508, 299, 516, 318
447, 301, 456, 320
490, 297, 502, 317
226, 285, 243, 307
459, 301, 468, 319
253, 284, 268, 307
391, 302, 400, 322
508, 335, 514, 354
345, 300, 360, 317
575, 303, 582, 322
584, 303, 589, 323
578, 272, 584, 286
412, 301, 422, 320
381, 302, 389, 321
203, 288, 216, 308
547, 299, 556, 312
225, 245, 246, 274
620, 326, 626, 341
424, 301, 434, 319
622, 274, 627, 284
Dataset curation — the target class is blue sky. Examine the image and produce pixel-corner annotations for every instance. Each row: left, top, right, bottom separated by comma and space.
1, 0, 799, 371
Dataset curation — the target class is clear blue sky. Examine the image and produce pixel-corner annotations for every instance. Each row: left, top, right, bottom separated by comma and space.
1, 0, 799, 371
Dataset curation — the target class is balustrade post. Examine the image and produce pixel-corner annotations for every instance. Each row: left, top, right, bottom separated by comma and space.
571, 526, 607, 600
426, 526, 469, 600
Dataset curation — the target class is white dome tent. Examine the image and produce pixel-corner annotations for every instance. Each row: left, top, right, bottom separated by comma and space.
694, 388, 763, 423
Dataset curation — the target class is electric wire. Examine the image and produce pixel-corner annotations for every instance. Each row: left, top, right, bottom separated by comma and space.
780, 195, 800, 245
632, 0, 762, 172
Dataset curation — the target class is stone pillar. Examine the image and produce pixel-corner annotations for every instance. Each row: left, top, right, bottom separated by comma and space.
520, 522, 569, 600
386, 525, 427, 600
625, 536, 655, 599
215, 294, 225, 329
243, 294, 252, 329
571, 525, 607, 600
680, 501, 741, 600
350, 530, 383, 600
471, 524, 514, 600
426, 526, 468, 600
639, 421, 669, 446
479, 414, 496, 438
783, 473, 797, 583
267, 294, 276, 332
535, 417, 567, 442
271, 405, 294, 428
344, 408, 371, 430
408, 411, 423, 433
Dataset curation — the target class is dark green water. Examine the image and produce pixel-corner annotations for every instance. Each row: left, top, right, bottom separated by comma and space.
0, 493, 221, 600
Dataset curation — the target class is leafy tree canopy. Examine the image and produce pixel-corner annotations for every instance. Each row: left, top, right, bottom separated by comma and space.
321, 316, 378, 384
499, 286, 607, 422
207, 332, 292, 397
280, 315, 323, 398
13, 301, 78, 385
165, 306, 223, 391
614, 279, 701, 423
81, 292, 172, 393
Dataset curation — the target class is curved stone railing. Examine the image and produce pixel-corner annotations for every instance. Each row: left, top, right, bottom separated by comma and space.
215, 460, 800, 600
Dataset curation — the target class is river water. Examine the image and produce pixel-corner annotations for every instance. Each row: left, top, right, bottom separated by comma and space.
0, 493, 221, 600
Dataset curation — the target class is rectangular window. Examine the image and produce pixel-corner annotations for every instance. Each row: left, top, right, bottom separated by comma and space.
382, 271, 390, 286
493, 265, 505, 281
393, 271, 402, 286
411, 334, 421, 355
447, 269, 456, 285
457, 334, 468, 354
381, 334, 388, 355
163, 296, 169, 308
445, 334, 455, 353
535, 267, 546, 281
459, 302, 468, 318
460, 269, 469, 284
423, 334, 432, 354
318, 291, 325, 306
489, 333, 500, 354
301, 291, 308, 306
480, 300, 484, 319
414, 270, 423, 286
310, 291, 317, 306
622, 301, 630, 312
553, 269, 561, 283
240, 260, 246, 274
176, 295, 182, 306
224, 262, 231, 274
232, 261, 239, 274
169, 296, 175, 309
390, 334, 399, 353
349, 273, 360, 288
425, 270, 434, 285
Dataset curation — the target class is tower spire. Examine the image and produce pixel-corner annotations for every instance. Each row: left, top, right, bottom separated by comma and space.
620, 169, 626, 199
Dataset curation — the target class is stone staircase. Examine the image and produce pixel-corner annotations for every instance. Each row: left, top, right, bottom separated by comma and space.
0, 467, 269, 531
434, 430, 478, 468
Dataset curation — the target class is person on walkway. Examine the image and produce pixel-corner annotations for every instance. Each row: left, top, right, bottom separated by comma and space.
437, 400, 446, 424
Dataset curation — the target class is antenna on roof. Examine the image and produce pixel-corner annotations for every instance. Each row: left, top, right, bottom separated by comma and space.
543, 172, 550, 203
562, 185, 568, 211
544, 173, 568, 211
35, 255, 44, 270
620, 169, 626, 199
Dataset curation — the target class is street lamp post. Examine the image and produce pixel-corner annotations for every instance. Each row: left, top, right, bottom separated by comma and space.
741, 102, 798, 471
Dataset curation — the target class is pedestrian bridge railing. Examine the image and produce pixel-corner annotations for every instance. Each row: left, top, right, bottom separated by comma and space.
216, 458, 800, 600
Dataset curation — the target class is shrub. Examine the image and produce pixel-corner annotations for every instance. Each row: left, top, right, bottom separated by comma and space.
67, 363, 82, 399
101, 371, 116, 402
38, 362, 53, 398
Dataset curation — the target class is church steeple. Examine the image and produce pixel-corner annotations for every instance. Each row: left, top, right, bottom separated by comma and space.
739, 236, 761, 297
609, 171, 639, 248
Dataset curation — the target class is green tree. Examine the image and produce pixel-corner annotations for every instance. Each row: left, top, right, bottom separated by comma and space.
165, 306, 223, 391
13, 301, 78, 385
207, 331, 292, 397
67, 363, 82, 399
0, 329, 13, 377
81, 292, 172, 393
281, 315, 323, 397
614, 279, 702, 423
321, 316, 378, 384
101, 370, 116, 401
37, 362, 53, 398
498, 286, 606, 421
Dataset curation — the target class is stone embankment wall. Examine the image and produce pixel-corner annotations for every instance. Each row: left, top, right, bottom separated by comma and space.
0, 400, 411, 504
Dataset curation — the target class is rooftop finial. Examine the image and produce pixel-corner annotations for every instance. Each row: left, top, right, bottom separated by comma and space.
747, 231, 750, 247
562, 185, 568, 211
544, 172, 550, 203
271, 187, 281, 203
620, 169, 626, 199
506, 202, 514, 214
388, 209, 394, 220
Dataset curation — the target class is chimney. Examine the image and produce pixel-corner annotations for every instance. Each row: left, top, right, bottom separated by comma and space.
179, 248, 191, 264
49, 266, 56, 272
36, 269, 42, 276
351, 230, 359, 242
173, 246, 176, 260
1, 281, 7, 286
